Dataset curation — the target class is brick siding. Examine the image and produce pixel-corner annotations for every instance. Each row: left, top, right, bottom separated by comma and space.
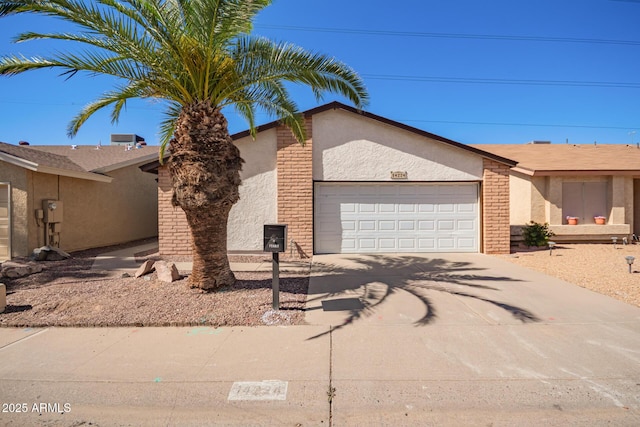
276, 118, 313, 258
158, 166, 192, 256
482, 158, 511, 254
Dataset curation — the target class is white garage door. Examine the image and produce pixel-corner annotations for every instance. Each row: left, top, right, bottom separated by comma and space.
314, 183, 479, 253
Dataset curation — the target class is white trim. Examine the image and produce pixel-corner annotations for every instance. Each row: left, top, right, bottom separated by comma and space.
0, 182, 10, 261
0, 152, 113, 183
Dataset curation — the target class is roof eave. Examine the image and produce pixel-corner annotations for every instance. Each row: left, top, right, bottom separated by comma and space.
92, 152, 160, 173
0, 151, 112, 183
524, 169, 640, 177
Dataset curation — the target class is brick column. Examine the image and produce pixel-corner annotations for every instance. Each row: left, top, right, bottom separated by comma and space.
158, 166, 192, 256
482, 159, 511, 254
277, 118, 313, 258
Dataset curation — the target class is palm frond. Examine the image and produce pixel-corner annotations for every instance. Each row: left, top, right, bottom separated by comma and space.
0, 0, 368, 143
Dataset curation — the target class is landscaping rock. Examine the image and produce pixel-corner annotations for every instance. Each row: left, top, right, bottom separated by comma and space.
32, 246, 71, 261
0, 261, 43, 279
135, 260, 155, 278
155, 261, 180, 283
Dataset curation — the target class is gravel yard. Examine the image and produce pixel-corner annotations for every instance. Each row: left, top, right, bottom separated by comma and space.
497, 243, 640, 308
1, 241, 639, 328
0, 241, 309, 328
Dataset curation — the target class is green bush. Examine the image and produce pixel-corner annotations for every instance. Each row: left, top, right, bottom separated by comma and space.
521, 221, 555, 247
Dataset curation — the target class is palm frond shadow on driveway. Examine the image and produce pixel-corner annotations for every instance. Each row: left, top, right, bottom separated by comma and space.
306, 255, 540, 340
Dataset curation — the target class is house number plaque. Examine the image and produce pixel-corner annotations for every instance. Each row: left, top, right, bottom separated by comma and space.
390, 171, 408, 179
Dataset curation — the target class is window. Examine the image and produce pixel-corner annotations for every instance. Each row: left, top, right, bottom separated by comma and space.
562, 181, 607, 224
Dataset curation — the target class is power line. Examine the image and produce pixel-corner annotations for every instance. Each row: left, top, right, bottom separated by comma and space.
361, 74, 640, 88
257, 24, 640, 47
397, 118, 637, 130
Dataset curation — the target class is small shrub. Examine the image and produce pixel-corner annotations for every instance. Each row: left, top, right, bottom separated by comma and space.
521, 221, 555, 247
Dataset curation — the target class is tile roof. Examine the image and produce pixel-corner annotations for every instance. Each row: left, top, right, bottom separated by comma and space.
471, 143, 640, 175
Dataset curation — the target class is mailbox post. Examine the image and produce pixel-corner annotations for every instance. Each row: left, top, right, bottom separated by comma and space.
264, 224, 287, 310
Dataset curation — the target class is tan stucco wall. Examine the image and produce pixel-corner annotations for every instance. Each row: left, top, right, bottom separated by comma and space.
0, 159, 157, 257
312, 109, 483, 181
0, 162, 28, 257
227, 129, 278, 251
509, 172, 531, 225
56, 166, 158, 252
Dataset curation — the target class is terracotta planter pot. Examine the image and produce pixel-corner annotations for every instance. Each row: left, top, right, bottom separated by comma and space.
595, 217, 606, 225
567, 217, 578, 225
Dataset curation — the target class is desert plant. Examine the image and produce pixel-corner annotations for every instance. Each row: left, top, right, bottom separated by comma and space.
521, 221, 555, 247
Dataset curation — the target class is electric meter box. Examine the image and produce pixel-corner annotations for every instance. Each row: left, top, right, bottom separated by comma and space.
42, 200, 63, 223
264, 224, 287, 253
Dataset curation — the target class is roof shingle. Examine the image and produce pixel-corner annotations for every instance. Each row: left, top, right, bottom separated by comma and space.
471, 143, 640, 175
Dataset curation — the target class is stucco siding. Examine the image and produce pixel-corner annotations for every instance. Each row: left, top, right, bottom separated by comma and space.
312, 109, 483, 181
509, 172, 531, 225
56, 166, 158, 252
0, 159, 158, 257
228, 129, 278, 251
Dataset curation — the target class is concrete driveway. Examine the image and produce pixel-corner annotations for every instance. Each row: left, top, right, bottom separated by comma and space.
0, 253, 638, 426
306, 253, 640, 424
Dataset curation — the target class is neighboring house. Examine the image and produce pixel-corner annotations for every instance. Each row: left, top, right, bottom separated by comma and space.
472, 141, 640, 243
0, 141, 159, 260
142, 102, 517, 258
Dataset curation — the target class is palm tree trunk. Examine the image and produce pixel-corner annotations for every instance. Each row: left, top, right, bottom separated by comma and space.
168, 101, 243, 290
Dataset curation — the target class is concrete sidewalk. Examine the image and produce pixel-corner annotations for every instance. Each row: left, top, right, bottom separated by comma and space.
89, 243, 311, 274
1, 252, 639, 425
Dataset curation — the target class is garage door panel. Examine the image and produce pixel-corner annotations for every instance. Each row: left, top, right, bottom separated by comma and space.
437, 220, 455, 231
399, 220, 415, 231
457, 238, 476, 249
379, 238, 397, 250
438, 238, 455, 249
438, 204, 455, 213
418, 220, 435, 231
341, 203, 356, 213
342, 220, 356, 231
457, 219, 475, 231
315, 183, 478, 253
358, 220, 376, 231
398, 239, 417, 250
379, 203, 395, 213
359, 239, 377, 250
379, 220, 396, 231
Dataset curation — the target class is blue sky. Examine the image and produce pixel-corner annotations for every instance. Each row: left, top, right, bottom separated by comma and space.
1, 0, 640, 147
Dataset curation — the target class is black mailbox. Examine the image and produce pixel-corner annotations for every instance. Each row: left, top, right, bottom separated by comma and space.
264, 224, 287, 253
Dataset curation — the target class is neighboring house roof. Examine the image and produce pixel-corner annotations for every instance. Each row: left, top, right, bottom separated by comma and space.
30, 144, 159, 173
140, 101, 517, 173
0, 141, 158, 182
472, 143, 640, 176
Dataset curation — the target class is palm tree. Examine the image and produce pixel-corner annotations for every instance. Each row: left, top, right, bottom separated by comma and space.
0, 0, 368, 290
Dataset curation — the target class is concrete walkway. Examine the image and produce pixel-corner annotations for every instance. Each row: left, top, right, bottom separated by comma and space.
1, 252, 639, 425
89, 243, 311, 274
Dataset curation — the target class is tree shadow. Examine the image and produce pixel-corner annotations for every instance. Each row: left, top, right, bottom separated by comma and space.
306, 254, 540, 339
